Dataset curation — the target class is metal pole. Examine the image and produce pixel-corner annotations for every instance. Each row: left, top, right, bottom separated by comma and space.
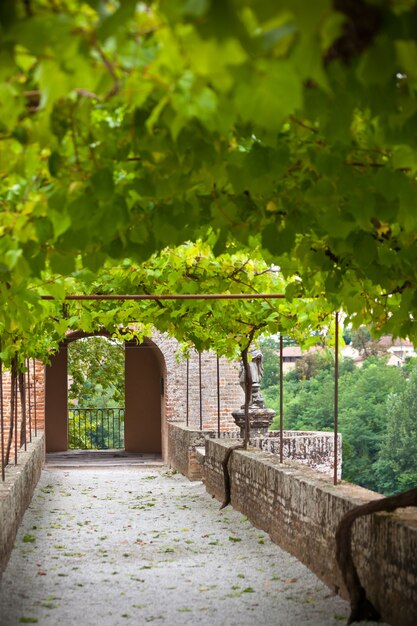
217, 356, 220, 438
0, 358, 5, 481
21, 372, 27, 451
279, 334, 284, 464
14, 366, 18, 464
199, 352, 202, 430
33, 359, 37, 437
186, 358, 189, 427
27, 360, 32, 443
107, 408, 110, 449
40, 293, 296, 302
334, 311, 339, 486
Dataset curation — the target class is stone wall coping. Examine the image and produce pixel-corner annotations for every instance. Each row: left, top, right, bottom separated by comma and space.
267, 430, 339, 437
0, 435, 45, 497
168, 422, 214, 435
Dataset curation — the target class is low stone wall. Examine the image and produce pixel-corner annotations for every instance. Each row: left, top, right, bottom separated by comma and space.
169, 423, 341, 479
167, 422, 215, 480
203, 439, 417, 626
0, 433, 45, 577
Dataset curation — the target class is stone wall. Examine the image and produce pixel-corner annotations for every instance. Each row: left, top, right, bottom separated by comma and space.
0, 433, 45, 577
203, 439, 417, 626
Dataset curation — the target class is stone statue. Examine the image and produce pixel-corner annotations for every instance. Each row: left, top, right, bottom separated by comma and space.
233, 345, 275, 436
239, 347, 265, 408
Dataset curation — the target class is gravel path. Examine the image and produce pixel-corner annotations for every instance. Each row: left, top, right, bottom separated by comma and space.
0, 467, 384, 626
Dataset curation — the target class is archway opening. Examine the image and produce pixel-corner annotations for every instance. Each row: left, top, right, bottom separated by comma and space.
68, 336, 125, 450
45, 332, 165, 457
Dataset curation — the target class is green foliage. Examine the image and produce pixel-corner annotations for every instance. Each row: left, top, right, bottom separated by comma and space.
351, 327, 372, 355
67, 336, 125, 450
68, 409, 124, 450
259, 334, 296, 388
1, 0, 417, 355
376, 370, 417, 494
265, 351, 413, 494
68, 337, 124, 408
339, 359, 404, 492
259, 336, 280, 388
0, 1, 417, 492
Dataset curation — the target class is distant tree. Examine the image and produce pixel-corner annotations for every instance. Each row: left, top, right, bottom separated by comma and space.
264, 347, 407, 493
68, 337, 125, 408
351, 326, 389, 359
259, 336, 280, 389
295, 350, 332, 381
259, 334, 297, 389
376, 372, 417, 495
343, 327, 352, 345
351, 326, 372, 355
338, 358, 404, 492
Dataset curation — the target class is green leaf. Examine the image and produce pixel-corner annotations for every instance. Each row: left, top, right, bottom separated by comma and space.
49, 252, 76, 275
49, 210, 71, 239
91, 169, 115, 201
396, 40, 417, 81
357, 37, 396, 86
392, 145, 417, 173
235, 60, 303, 131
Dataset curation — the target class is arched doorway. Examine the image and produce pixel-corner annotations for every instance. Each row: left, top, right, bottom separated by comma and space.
45, 332, 164, 455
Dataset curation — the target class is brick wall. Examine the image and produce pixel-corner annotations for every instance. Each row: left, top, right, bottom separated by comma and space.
151, 331, 244, 431
203, 438, 417, 626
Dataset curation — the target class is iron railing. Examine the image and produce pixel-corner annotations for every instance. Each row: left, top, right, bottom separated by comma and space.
68, 407, 125, 450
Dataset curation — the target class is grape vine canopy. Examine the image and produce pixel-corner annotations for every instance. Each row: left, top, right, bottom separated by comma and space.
1, 0, 417, 359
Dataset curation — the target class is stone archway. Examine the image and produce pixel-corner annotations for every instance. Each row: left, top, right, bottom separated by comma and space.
45, 332, 165, 456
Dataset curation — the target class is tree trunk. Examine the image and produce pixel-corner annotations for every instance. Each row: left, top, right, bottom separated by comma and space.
220, 345, 253, 509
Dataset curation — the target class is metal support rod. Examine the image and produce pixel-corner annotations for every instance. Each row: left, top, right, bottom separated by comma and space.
334, 311, 339, 486
0, 358, 5, 481
217, 356, 221, 438
41, 293, 296, 302
199, 352, 202, 430
27, 360, 32, 443
279, 334, 284, 464
186, 358, 189, 427
33, 359, 37, 437
20, 371, 27, 451
14, 366, 18, 464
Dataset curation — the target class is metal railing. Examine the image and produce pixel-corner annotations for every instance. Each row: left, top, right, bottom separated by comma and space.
68, 407, 125, 450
